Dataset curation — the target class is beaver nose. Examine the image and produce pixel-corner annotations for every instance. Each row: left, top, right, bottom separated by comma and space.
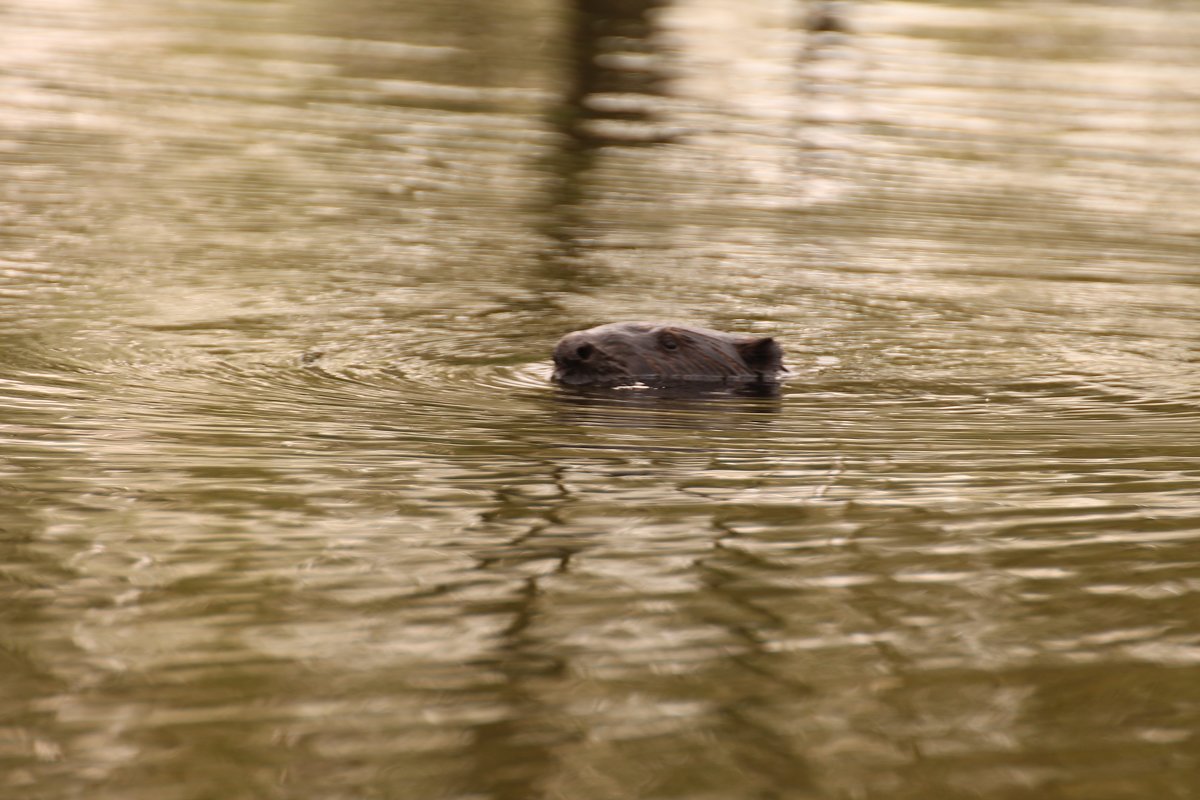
554, 335, 596, 367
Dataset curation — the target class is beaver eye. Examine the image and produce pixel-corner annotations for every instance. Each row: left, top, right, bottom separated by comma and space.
660, 334, 679, 351
575, 344, 594, 360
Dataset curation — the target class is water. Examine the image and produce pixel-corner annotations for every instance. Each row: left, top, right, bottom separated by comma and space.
2, 1, 1199, 798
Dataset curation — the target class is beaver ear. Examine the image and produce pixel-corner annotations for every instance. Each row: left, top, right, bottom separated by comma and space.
735, 336, 783, 373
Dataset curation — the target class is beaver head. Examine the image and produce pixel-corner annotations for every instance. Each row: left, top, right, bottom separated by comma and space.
552, 322, 785, 385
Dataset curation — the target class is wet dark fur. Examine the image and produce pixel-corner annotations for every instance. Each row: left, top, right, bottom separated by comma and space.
552, 322, 785, 385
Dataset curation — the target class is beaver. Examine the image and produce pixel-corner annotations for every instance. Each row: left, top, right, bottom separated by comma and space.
552, 322, 785, 385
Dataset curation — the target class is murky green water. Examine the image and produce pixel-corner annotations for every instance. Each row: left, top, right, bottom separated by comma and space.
3, 1, 1200, 797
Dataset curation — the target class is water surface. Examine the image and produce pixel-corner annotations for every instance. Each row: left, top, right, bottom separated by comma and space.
2, 1, 1200, 798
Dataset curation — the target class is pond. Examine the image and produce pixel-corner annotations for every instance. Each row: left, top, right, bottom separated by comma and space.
2, 1, 1199, 798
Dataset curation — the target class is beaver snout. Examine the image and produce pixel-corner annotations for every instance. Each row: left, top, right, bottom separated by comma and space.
553, 335, 596, 367
552, 332, 615, 383
554, 339, 595, 366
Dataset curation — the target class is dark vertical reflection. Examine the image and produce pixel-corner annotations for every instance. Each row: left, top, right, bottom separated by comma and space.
559, 0, 672, 147
698, 519, 820, 796
460, 578, 567, 800
455, 470, 584, 800
0, 492, 69, 732
537, 0, 671, 261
